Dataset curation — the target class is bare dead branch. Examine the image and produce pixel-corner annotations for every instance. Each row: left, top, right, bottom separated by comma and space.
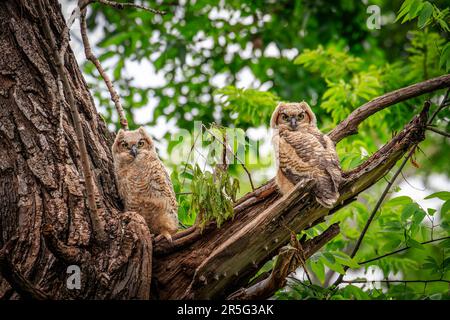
227, 223, 340, 300
329, 74, 450, 143
0, 238, 51, 300
37, 0, 107, 244
79, 9, 129, 130
59, 6, 80, 59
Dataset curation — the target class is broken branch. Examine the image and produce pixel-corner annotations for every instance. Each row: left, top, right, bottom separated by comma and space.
227, 223, 340, 300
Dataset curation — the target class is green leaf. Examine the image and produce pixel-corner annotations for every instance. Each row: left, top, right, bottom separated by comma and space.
441, 200, 450, 216
386, 196, 413, 206
406, 238, 424, 250
320, 256, 345, 274
331, 251, 360, 269
424, 191, 450, 201
417, 2, 433, 28
322, 252, 336, 264
412, 208, 426, 224
401, 203, 416, 222
310, 260, 325, 284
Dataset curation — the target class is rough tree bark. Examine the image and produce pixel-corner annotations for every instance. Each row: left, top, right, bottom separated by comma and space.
0, 0, 448, 300
0, 0, 152, 299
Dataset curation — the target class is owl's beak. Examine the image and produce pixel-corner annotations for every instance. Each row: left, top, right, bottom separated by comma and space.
129, 145, 138, 158
289, 117, 297, 129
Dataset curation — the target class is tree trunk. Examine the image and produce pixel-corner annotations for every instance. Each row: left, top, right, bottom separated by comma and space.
0, 0, 447, 300
0, 0, 152, 300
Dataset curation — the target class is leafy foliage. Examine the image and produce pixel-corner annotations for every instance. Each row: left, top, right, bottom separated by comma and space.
81, 0, 450, 300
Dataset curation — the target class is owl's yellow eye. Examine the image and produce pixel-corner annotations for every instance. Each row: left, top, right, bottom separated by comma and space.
138, 140, 145, 147
282, 114, 289, 121
297, 113, 304, 120
121, 141, 128, 148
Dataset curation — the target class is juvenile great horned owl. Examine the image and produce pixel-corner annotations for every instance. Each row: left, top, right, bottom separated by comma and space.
271, 102, 342, 208
112, 127, 178, 241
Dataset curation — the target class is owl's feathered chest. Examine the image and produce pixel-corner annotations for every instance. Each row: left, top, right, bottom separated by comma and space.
115, 156, 168, 196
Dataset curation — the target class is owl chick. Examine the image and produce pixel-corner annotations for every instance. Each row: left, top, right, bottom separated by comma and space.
112, 127, 178, 242
271, 102, 342, 208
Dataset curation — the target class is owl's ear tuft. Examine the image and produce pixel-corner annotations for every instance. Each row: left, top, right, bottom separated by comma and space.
138, 126, 148, 136
270, 103, 283, 129
116, 129, 125, 139
138, 126, 153, 145
301, 101, 317, 127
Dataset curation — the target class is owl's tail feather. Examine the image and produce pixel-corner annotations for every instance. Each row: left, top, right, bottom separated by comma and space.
315, 192, 339, 208
315, 172, 341, 208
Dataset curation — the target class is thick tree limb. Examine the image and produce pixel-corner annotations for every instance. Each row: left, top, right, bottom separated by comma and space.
328, 74, 450, 143
154, 104, 429, 299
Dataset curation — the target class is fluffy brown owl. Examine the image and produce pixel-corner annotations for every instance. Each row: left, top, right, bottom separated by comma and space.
271, 102, 342, 208
112, 127, 178, 242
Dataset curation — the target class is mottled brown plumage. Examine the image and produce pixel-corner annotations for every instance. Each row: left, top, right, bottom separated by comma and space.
271, 102, 342, 208
112, 127, 178, 241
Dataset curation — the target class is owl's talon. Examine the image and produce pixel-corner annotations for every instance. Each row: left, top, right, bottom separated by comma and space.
162, 232, 173, 244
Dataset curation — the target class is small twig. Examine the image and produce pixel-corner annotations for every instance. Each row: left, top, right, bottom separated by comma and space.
202, 124, 255, 191
426, 125, 450, 138
79, 9, 128, 130
359, 236, 450, 265
59, 6, 81, 59
428, 88, 449, 123
341, 279, 450, 284
400, 171, 426, 191
84, 0, 167, 15
180, 129, 202, 189
176, 192, 192, 196
37, 0, 107, 244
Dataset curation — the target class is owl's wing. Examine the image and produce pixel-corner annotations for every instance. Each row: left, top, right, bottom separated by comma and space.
159, 162, 179, 220
279, 131, 324, 167
279, 130, 342, 208
277, 131, 323, 186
